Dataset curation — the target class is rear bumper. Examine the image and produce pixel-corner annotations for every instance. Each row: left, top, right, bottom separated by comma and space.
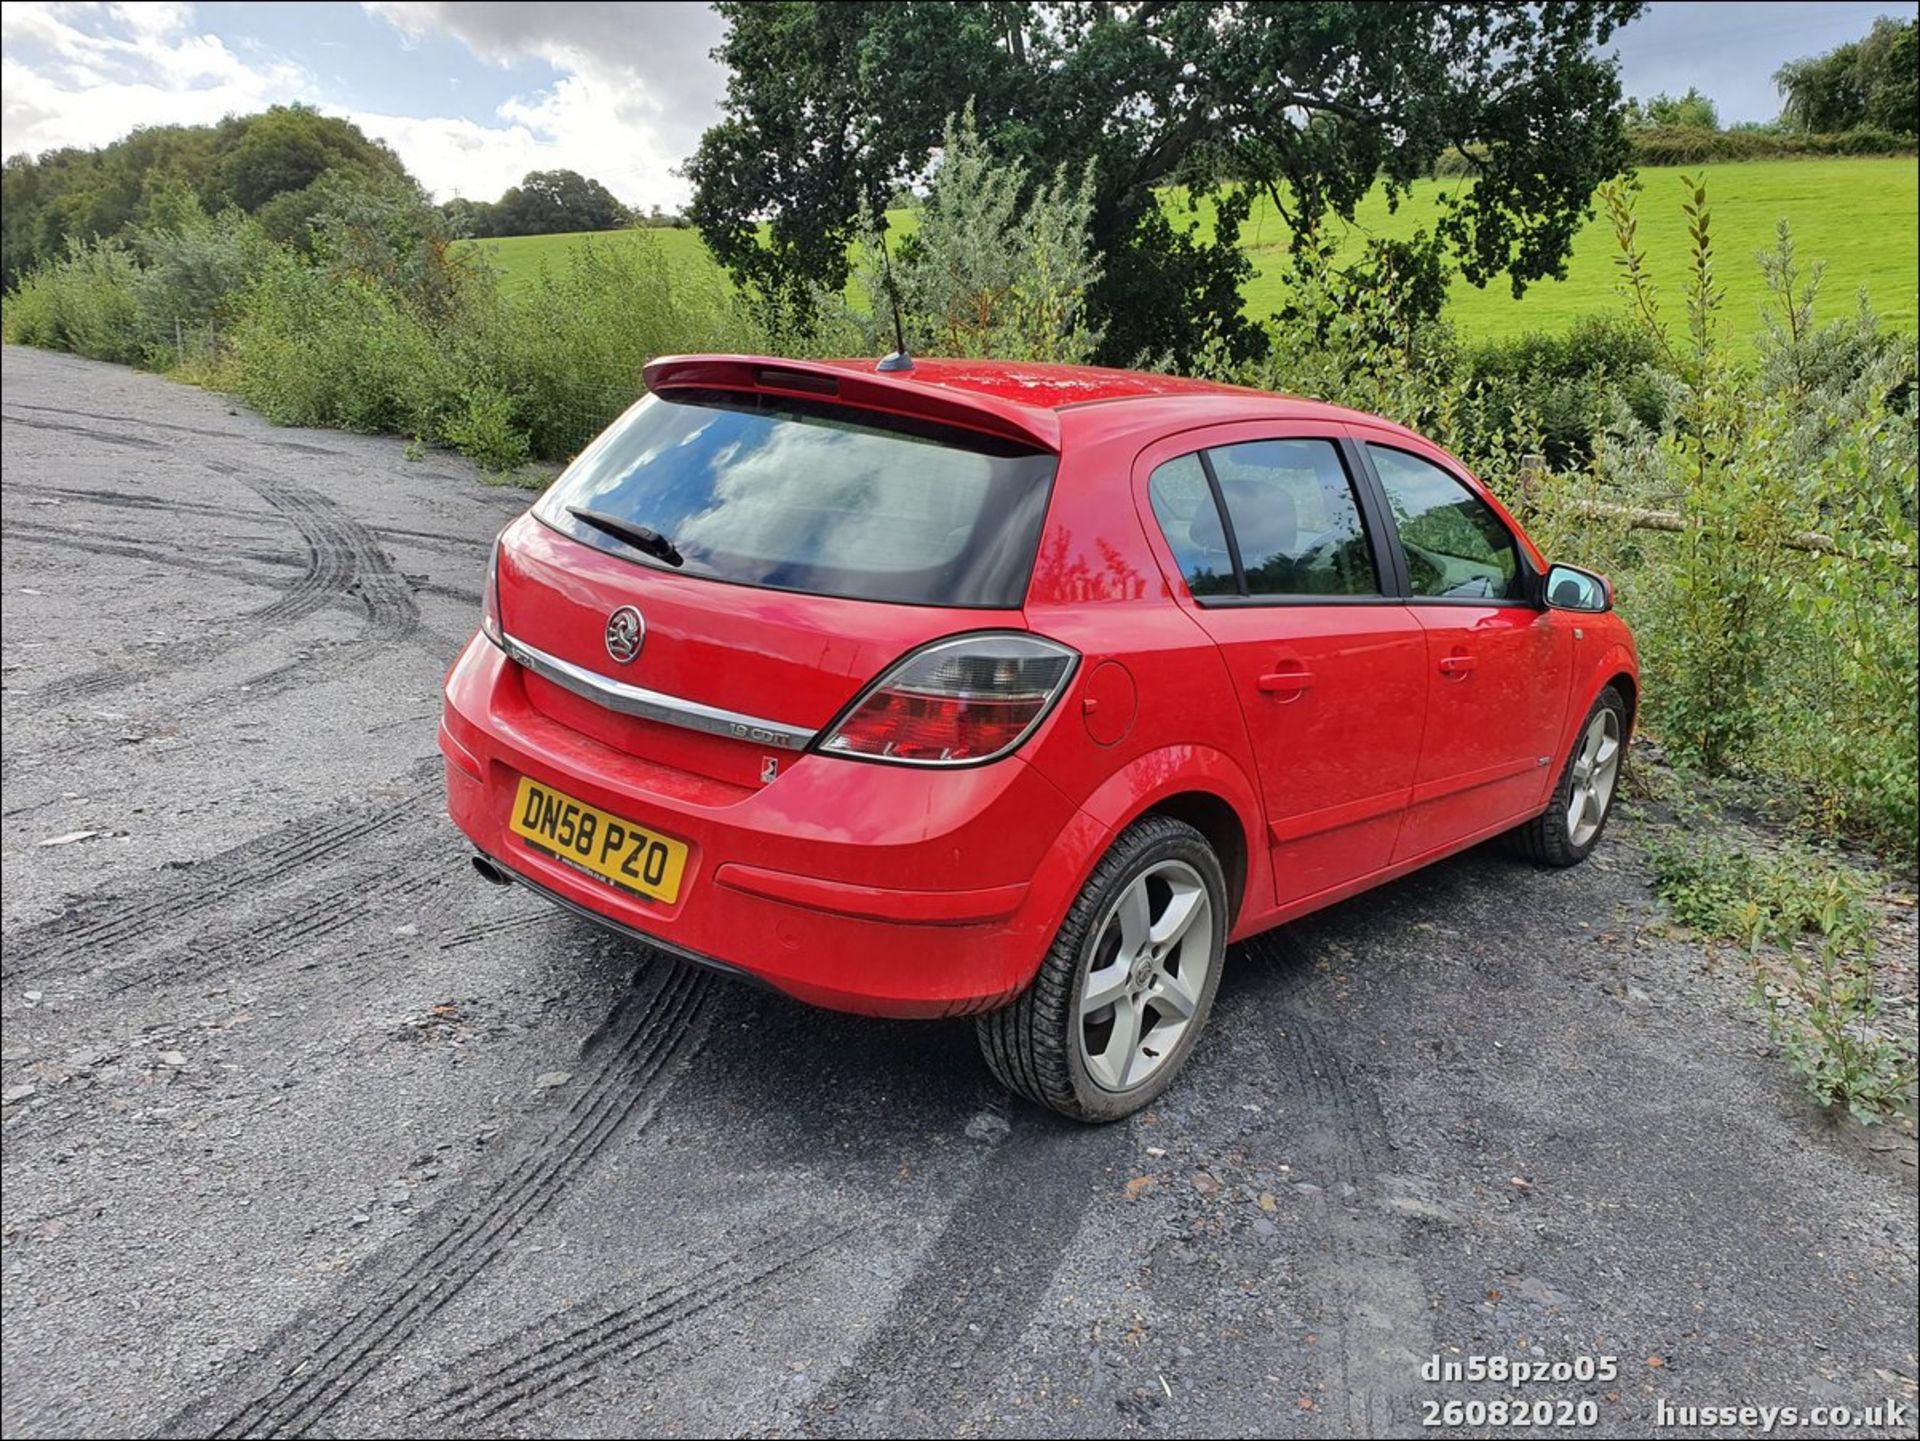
440, 635, 1082, 1017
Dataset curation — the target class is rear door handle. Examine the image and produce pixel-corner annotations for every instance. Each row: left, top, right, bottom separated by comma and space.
1438, 653, 1476, 678
1257, 668, 1315, 695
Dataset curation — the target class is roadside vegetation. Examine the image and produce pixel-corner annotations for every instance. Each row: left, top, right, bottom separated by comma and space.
4, 10, 1914, 1119
1646, 829, 1914, 1124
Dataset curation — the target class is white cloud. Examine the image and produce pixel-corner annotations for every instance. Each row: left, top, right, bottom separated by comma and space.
332, 108, 558, 205
359, 1, 725, 208
3, 1, 726, 211
2, 2, 311, 156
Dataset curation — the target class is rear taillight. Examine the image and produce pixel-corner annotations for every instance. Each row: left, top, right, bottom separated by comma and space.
819, 634, 1078, 766
480, 536, 504, 647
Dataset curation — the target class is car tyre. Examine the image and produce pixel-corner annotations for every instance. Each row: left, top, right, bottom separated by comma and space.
1505, 685, 1628, 868
977, 814, 1227, 1123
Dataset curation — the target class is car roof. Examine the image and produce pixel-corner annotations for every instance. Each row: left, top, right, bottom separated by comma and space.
642, 353, 1424, 452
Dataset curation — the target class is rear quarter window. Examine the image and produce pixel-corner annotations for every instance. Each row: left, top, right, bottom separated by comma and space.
1147, 453, 1239, 598
535, 390, 1057, 607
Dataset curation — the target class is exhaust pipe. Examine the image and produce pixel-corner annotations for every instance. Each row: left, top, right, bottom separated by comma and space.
471, 853, 514, 887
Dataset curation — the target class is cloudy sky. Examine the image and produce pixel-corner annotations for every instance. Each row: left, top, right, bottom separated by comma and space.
2, 1, 1913, 209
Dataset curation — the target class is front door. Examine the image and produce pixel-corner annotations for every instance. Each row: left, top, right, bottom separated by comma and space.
1358, 439, 1573, 859
1142, 430, 1428, 907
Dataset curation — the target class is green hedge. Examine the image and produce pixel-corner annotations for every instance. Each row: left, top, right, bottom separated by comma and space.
1435, 126, 1915, 176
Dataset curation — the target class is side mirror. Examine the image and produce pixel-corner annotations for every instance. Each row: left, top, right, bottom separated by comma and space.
1543, 563, 1611, 613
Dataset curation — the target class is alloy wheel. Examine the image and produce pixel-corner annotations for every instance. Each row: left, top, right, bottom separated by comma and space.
1566, 708, 1622, 848
1078, 859, 1214, 1093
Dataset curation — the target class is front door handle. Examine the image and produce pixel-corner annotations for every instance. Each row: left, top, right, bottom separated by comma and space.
1438, 653, 1476, 679
1257, 666, 1315, 697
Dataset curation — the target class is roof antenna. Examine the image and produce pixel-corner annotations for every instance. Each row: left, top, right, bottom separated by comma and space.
874, 219, 914, 373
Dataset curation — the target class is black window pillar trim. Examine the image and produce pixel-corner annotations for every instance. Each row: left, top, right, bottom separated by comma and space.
1194, 448, 1249, 597
1342, 434, 1412, 599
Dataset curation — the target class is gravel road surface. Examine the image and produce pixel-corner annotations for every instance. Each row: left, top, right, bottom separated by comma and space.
3, 346, 1915, 1439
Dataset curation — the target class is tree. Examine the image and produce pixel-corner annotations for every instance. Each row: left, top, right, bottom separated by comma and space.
1854, 16, 1918, 135
687, 1, 1643, 367
2, 106, 411, 284
1775, 17, 1918, 136
219, 106, 392, 212
486, 170, 629, 236
1627, 88, 1720, 130
439, 196, 497, 240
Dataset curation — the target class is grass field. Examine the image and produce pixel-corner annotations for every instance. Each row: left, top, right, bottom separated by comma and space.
455, 158, 1919, 345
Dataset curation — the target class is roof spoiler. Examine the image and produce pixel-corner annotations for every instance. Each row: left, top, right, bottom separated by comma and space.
641, 354, 1062, 452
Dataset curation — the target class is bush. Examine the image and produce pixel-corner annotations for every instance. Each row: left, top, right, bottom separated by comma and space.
131, 204, 276, 364
214, 249, 451, 436
832, 104, 1103, 365
3, 238, 144, 364
1458, 315, 1671, 468
439, 384, 530, 473
1431, 126, 1915, 176
1629, 126, 1914, 166
441, 232, 756, 461
1581, 182, 1919, 861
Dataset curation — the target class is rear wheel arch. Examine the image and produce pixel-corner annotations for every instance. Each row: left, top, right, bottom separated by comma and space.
1140, 790, 1249, 930
1067, 745, 1264, 937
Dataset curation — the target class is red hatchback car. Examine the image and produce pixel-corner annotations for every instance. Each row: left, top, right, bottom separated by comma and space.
442, 354, 1636, 1121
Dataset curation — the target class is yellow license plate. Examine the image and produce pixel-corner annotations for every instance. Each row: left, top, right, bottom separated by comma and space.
509, 776, 690, 904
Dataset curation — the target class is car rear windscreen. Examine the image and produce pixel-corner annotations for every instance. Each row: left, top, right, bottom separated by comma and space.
533, 388, 1058, 607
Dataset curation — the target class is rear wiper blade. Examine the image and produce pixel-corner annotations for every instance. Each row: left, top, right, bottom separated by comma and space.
568, 507, 684, 567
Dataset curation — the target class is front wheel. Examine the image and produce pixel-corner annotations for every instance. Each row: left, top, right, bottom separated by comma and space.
1505, 685, 1628, 867
977, 815, 1227, 1123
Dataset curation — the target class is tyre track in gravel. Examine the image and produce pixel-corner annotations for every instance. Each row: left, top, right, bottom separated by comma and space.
400, 1219, 854, 1435
24, 457, 418, 704
6, 479, 503, 558
1245, 931, 1434, 1438
794, 1097, 1130, 1438
98, 841, 455, 999
3, 403, 531, 508
0, 757, 440, 988
2, 411, 167, 453
436, 908, 561, 952
1, 518, 303, 591
3, 520, 477, 642
209, 460, 422, 694
159, 961, 715, 1441
3, 402, 357, 459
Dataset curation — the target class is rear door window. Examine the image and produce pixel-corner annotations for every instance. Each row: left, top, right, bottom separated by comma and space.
1367, 444, 1519, 601
1148, 437, 1378, 600
1207, 440, 1379, 597
535, 389, 1057, 607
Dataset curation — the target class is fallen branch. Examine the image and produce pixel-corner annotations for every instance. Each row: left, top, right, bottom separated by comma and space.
1553, 497, 1847, 556
1515, 456, 1910, 562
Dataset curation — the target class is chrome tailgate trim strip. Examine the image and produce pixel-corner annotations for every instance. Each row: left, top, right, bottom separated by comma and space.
501, 633, 816, 752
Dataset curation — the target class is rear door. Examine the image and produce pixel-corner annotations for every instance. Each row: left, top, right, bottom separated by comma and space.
1139, 424, 1427, 907
1354, 436, 1573, 859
